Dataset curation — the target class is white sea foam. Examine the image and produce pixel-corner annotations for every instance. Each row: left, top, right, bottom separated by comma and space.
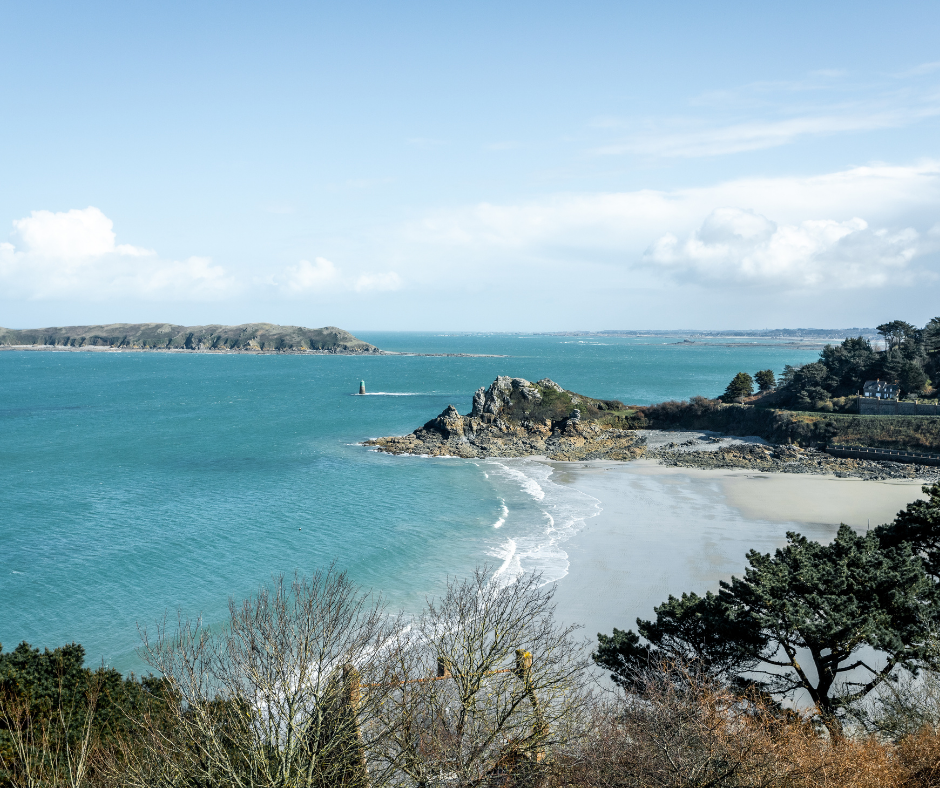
491, 499, 508, 529
355, 392, 436, 396
491, 538, 521, 586
483, 459, 600, 587
488, 462, 545, 501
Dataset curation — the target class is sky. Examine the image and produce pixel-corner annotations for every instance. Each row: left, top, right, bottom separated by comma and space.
2, 1, 940, 331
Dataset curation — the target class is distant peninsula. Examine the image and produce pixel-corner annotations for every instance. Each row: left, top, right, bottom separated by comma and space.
0, 323, 381, 354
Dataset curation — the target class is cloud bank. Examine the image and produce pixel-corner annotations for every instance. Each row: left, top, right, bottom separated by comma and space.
277, 257, 402, 295
1, 207, 401, 303
403, 161, 940, 290
645, 209, 920, 288
3, 161, 939, 318
0, 207, 238, 301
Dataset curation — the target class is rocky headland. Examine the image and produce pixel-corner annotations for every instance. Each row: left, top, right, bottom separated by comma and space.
365, 376, 645, 461
0, 323, 381, 353
366, 377, 940, 480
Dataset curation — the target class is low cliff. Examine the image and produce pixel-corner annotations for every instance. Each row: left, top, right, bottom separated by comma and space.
365, 376, 645, 460
0, 323, 380, 353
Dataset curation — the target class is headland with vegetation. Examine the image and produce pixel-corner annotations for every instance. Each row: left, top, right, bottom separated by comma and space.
0, 323, 381, 354
369, 318, 940, 479
365, 375, 646, 461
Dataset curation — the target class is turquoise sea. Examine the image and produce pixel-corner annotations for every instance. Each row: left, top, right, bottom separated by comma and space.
0, 333, 822, 673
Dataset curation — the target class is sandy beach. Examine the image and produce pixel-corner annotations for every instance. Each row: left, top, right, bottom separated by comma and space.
547, 459, 929, 650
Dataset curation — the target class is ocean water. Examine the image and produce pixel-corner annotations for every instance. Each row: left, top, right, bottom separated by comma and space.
0, 333, 822, 673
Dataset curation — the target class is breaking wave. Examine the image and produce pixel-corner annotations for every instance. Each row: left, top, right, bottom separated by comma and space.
483, 459, 600, 587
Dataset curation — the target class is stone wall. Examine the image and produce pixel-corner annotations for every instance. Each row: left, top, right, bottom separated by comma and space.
827, 445, 940, 467
858, 398, 940, 416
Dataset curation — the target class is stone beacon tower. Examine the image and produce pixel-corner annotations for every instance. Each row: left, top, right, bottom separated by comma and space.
359, 380, 366, 395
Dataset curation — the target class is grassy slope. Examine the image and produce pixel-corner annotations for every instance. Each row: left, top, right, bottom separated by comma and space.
496, 383, 640, 429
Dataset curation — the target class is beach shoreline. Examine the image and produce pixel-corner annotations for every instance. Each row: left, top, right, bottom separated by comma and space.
543, 458, 929, 649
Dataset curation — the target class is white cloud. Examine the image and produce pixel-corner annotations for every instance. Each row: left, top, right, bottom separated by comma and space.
1, 207, 404, 305
280, 257, 342, 292
1, 207, 238, 301
408, 162, 940, 248
354, 271, 401, 292
593, 72, 940, 158
644, 208, 920, 288
596, 106, 940, 158
276, 257, 401, 296
12, 207, 153, 259
895, 62, 940, 78
400, 161, 940, 290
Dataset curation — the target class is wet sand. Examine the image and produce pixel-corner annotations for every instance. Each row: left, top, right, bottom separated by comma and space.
547, 459, 928, 652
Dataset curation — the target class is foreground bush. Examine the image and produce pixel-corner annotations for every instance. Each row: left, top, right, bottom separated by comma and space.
553, 660, 940, 788
6, 569, 940, 787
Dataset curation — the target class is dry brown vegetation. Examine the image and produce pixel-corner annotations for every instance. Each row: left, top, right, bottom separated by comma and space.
552, 661, 936, 788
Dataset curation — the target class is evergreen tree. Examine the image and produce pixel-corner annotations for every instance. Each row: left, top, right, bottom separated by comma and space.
819, 336, 878, 394
876, 483, 940, 581
783, 362, 832, 410
877, 321, 919, 351
595, 525, 937, 734
754, 370, 775, 392
898, 360, 929, 396
720, 372, 754, 403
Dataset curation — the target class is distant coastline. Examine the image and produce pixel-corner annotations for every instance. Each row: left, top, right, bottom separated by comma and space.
0, 322, 381, 354
0, 323, 513, 357
0, 344, 507, 358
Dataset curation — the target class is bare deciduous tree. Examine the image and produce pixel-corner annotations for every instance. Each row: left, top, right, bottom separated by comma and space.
121, 566, 402, 788
370, 569, 592, 787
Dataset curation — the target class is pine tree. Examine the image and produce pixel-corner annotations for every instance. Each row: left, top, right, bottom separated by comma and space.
754, 370, 775, 392
720, 372, 754, 403
595, 525, 937, 735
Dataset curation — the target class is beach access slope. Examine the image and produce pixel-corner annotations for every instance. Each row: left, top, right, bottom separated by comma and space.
0, 323, 381, 353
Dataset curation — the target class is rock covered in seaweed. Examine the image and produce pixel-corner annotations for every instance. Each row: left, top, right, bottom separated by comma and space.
650, 441, 940, 481
364, 376, 645, 461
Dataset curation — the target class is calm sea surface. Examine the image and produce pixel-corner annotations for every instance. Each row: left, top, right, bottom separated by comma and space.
1, 333, 822, 672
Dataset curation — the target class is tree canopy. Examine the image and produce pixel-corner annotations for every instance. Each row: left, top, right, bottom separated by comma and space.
876, 483, 940, 581
720, 372, 754, 403
877, 321, 919, 351
776, 318, 939, 409
595, 520, 938, 734
755, 369, 775, 392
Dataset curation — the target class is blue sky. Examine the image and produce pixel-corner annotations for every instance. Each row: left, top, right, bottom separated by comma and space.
2, 1, 940, 330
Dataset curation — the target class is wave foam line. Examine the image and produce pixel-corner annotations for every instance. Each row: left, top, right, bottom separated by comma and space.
492, 499, 508, 529
483, 459, 601, 587
355, 392, 433, 396
488, 461, 545, 501
490, 539, 520, 587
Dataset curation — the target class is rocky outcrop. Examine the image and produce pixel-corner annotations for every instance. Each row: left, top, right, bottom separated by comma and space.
365, 376, 645, 461
0, 323, 381, 353
650, 442, 940, 481
367, 377, 940, 476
